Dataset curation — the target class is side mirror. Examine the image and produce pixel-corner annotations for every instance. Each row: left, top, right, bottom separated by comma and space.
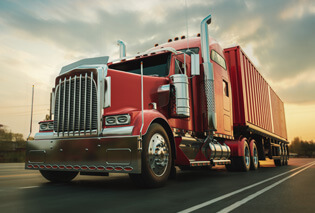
191, 54, 200, 75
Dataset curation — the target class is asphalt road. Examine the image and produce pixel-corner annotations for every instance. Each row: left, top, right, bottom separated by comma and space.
0, 158, 314, 213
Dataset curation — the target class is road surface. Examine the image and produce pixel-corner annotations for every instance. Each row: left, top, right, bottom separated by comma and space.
0, 158, 314, 213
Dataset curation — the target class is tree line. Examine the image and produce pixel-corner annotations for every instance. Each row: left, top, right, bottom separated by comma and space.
289, 137, 315, 158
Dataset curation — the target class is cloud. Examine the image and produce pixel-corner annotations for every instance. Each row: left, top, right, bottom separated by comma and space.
0, 0, 315, 137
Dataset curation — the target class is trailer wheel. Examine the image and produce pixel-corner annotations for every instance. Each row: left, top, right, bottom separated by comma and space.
280, 143, 285, 166
40, 170, 78, 183
250, 143, 259, 170
238, 141, 251, 172
274, 144, 282, 166
129, 123, 171, 188
284, 145, 288, 165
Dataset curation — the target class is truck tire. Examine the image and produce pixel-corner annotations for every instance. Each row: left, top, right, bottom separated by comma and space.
280, 144, 285, 166
129, 123, 172, 188
274, 159, 281, 166
238, 141, 251, 172
40, 170, 78, 183
274, 145, 282, 166
250, 142, 259, 170
226, 141, 250, 172
284, 145, 288, 165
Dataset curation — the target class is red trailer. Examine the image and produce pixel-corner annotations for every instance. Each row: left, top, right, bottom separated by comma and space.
25, 13, 289, 188
224, 46, 288, 167
224, 46, 287, 140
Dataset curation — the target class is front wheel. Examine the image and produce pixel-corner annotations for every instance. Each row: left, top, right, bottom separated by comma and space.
40, 170, 78, 183
129, 123, 172, 188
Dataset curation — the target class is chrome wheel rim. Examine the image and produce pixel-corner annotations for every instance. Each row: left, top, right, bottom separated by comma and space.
148, 133, 169, 177
253, 147, 258, 166
245, 146, 250, 167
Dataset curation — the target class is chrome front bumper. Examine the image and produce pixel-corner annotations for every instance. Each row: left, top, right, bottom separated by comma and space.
25, 135, 141, 174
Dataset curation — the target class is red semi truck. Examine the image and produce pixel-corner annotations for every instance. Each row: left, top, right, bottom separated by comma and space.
26, 14, 289, 187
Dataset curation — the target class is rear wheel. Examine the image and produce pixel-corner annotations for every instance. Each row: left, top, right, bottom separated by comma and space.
284, 145, 288, 165
226, 141, 250, 172
129, 123, 172, 188
274, 145, 282, 166
40, 170, 78, 183
280, 144, 285, 166
250, 142, 259, 170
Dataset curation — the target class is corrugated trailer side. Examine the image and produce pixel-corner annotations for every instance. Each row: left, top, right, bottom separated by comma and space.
224, 46, 287, 141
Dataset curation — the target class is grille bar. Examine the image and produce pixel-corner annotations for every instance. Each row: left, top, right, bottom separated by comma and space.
78, 74, 82, 135
54, 72, 97, 136
67, 76, 71, 136
62, 77, 66, 135
90, 72, 93, 134
84, 73, 87, 133
73, 75, 77, 135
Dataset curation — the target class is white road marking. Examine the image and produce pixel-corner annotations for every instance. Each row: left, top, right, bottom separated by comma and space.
19, 186, 39, 189
178, 161, 315, 213
217, 161, 315, 213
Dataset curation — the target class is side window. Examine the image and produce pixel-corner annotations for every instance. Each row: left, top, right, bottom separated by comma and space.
223, 80, 229, 97
175, 59, 185, 74
211, 50, 227, 70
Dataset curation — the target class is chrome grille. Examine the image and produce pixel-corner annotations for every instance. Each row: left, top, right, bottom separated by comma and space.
54, 72, 97, 136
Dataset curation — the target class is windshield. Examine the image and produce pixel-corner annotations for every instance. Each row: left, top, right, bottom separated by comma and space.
109, 53, 171, 77
177, 47, 200, 56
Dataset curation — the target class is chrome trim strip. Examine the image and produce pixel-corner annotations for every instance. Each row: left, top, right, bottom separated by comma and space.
57, 79, 61, 135
67, 76, 71, 136
73, 75, 77, 136
78, 74, 82, 135
60, 56, 109, 75
102, 126, 134, 136
97, 65, 107, 135
104, 76, 111, 108
90, 72, 93, 133
84, 73, 87, 134
34, 132, 54, 140
62, 77, 66, 135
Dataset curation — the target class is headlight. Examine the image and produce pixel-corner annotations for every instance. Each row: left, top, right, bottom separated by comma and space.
39, 122, 54, 131
105, 114, 131, 126
40, 123, 48, 131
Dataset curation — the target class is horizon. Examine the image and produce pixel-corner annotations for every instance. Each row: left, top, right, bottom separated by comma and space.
0, 0, 315, 142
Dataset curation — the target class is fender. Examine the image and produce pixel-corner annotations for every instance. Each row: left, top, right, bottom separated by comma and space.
132, 109, 169, 136
132, 109, 176, 159
225, 137, 247, 157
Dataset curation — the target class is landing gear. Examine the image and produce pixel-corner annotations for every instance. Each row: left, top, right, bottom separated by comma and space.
129, 123, 172, 188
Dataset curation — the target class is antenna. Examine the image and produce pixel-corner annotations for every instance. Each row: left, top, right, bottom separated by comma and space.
185, 0, 190, 50
27, 85, 34, 141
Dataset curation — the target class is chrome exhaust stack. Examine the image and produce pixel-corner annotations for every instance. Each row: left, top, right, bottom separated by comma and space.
200, 14, 217, 131
117, 40, 126, 58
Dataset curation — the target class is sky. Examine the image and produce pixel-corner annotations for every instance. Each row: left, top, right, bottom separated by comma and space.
0, 0, 314, 142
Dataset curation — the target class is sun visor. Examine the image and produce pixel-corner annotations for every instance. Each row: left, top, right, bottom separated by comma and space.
60, 56, 109, 75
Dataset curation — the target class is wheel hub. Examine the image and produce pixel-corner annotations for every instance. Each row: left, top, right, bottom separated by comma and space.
148, 133, 169, 176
